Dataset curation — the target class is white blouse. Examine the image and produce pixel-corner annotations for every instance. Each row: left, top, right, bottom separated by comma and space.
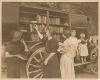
63, 37, 79, 58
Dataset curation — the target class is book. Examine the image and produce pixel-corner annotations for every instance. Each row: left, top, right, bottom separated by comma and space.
37, 15, 41, 23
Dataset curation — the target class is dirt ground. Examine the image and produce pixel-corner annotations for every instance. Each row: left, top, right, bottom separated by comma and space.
2, 70, 98, 79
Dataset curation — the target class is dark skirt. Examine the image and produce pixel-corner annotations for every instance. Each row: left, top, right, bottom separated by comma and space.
43, 53, 61, 78
6, 57, 27, 78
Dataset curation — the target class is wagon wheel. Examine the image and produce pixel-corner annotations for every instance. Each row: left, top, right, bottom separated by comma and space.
82, 64, 92, 73
84, 63, 98, 75
90, 63, 98, 74
90, 48, 97, 61
26, 47, 47, 78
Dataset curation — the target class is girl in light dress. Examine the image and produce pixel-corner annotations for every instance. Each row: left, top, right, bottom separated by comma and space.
58, 30, 78, 79
78, 33, 88, 63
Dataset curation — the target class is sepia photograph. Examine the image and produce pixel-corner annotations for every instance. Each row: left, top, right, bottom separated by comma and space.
1, 2, 98, 79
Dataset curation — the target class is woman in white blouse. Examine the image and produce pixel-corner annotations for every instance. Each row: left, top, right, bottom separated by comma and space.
59, 30, 78, 79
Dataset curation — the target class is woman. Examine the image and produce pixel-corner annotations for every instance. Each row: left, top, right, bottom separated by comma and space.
60, 29, 70, 43
35, 26, 61, 78
59, 30, 78, 79
5, 30, 28, 78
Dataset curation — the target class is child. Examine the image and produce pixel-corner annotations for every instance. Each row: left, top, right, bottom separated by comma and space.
78, 33, 89, 63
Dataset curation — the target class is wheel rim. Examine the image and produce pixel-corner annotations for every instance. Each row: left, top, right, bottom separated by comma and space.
90, 49, 97, 61
91, 64, 98, 74
26, 47, 47, 78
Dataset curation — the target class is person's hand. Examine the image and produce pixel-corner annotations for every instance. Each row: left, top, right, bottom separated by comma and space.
21, 39, 26, 44
5, 52, 15, 57
25, 48, 29, 52
58, 42, 63, 46
21, 38, 24, 42
34, 25, 38, 31
44, 59, 48, 65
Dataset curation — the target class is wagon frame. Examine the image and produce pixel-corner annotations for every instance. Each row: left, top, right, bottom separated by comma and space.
26, 40, 98, 78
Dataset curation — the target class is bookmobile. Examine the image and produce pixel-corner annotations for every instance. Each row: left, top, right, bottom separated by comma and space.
2, 2, 98, 78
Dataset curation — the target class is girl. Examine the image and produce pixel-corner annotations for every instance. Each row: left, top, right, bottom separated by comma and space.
35, 26, 61, 78
78, 33, 88, 63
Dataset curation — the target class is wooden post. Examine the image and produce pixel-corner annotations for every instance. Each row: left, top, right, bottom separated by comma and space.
68, 14, 72, 31
46, 10, 49, 28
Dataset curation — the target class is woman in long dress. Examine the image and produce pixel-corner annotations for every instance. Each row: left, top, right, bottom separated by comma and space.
59, 30, 78, 79
5, 30, 28, 78
35, 26, 61, 78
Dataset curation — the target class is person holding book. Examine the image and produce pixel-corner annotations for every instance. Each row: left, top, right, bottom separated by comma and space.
35, 25, 61, 78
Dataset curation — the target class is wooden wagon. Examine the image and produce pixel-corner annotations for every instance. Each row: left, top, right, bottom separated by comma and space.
25, 38, 98, 78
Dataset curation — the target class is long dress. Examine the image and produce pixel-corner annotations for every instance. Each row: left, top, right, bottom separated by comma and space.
5, 41, 27, 78
60, 37, 78, 79
42, 37, 61, 78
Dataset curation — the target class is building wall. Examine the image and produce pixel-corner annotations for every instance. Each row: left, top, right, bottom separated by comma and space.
2, 3, 19, 41
2, 2, 98, 41
59, 2, 98, 35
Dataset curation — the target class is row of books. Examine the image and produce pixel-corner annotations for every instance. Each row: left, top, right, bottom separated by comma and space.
20, 16, 62, 25
49, 17, 60, 25
37, 15, 47, 24
37, 15, 61, 25
20, 15, 67, 25
49, 26, 64, 33
20, 16, 47, 24
20, 24, 64, 34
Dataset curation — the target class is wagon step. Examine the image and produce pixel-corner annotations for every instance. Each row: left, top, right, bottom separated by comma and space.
74, 61, 96, 66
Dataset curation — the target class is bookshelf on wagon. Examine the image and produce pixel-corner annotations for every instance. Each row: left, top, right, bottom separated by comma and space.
19, 5, 69, 42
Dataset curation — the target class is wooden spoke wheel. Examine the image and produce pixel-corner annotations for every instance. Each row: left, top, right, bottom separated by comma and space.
26, 47, 47, 78
84, 62, 98, 75
90, 48, 98, 61
90, 63, 98, 74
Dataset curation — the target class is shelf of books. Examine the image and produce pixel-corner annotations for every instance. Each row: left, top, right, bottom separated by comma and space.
19, 6, 69, 42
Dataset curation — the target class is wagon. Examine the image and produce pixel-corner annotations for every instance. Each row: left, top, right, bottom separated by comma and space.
26, 41, 47, 78
26, 40, 98, 78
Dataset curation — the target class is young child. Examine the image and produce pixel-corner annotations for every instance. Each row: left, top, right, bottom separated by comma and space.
78, 33, 89, 63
